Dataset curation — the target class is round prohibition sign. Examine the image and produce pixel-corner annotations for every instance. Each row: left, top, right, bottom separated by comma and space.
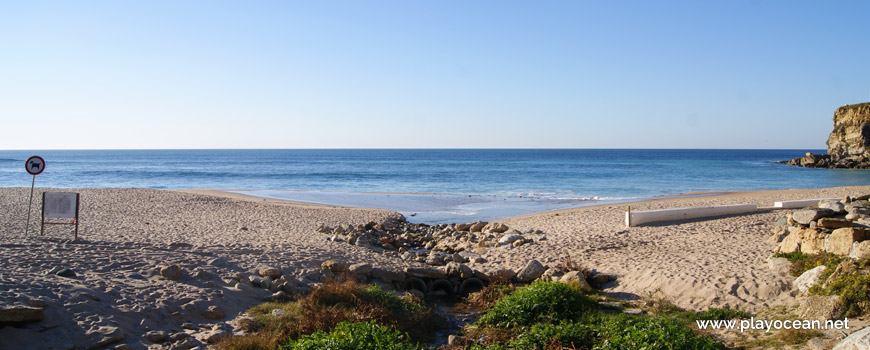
26, 156, 45, 175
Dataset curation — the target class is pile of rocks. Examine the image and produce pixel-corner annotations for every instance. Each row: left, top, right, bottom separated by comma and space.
315, 218, 543, 267
771, 196, 870, 259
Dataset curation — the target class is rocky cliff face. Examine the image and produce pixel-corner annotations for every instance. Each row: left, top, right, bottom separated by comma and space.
783, 102, 870, 169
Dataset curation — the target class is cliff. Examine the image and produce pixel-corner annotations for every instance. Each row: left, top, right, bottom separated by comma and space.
784, 102, 870, 169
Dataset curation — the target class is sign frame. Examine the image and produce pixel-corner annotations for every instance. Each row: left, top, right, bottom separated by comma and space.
25, 156, 45, 176
41, 192, 80, 240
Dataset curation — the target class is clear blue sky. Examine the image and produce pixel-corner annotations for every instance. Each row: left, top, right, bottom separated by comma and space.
1, 1, 868, 149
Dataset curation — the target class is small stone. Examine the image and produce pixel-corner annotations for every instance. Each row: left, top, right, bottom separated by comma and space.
498, 234, 524, 245
181, 322, 198, 330
113, 345, 132, 350
512, 239, 525, 247
144, 330, 167, 342
850, 241, 870, 260
623, 308, 645, 315
205, 330, 230, 344
484, 222, 509, 233
817, 217, 854, 229
86, 326, 123, 350
159, 265, 181, 280
56, 268, 76, 278
348, 263, 372, 276
818, 200, 846, 213
271, 309, 287, 317
560, 271, 592, 289
792, 208, 835, 225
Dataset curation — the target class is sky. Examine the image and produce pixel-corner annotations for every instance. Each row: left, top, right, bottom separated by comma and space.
1, 1, 868, 150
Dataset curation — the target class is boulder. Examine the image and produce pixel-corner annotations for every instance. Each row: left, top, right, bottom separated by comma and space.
483, 222, 509, 233
455, 223, 472, 231
777, 230, 803, 253
321, 260, 349, 274
445, 262, 473, 279
560, 271, 591, 289
201, 305, 225, 320
498, 234, 524, 245
798, 295, 844, 321
818, 218, 854, 229
827, 227, 868, 256
144, 331, 167, 342
850, 241, 870, 260
799, 229, 827, 255
258, 267, 281, 279
159, 265, 181, 280
406, 267, 448, 279
515, 260, 546, 282
488, 268, 517, 282
833, 325, 870, 350
792, 209, 835, 225
793, 265, 826, 294
371, 268, 406, 283
469, 222, 487, 233
348, 263, 372, 276
0, 306, 44, 324
819, 200, 846, 213
86, 326, 124, 350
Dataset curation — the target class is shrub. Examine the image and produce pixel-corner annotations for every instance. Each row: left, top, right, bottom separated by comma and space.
463, 283, 515, 310
822, 273, 870, 317
773, 251, 843, 278
507, 321, 596, 349
280, 321, 425, 350
694, 306, 751, 321
477, 281, 595, 328
597, 314, 722, 350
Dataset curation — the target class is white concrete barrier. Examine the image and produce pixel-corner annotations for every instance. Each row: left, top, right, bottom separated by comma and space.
773, 198, 839, 209
625, 204, 758, 227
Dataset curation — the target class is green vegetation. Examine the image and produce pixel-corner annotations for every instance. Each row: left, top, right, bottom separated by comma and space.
776, 251, 870, 318
773, 251, 843, 278
280, 321, 425, 350
477, 281, 596, 328
459, 281, 722, 350
216, 279, 443, 350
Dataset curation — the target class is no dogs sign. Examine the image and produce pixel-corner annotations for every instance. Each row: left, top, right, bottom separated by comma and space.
26, 156, 45, 175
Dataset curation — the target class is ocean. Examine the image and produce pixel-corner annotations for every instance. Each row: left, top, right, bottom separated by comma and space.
2, 149, 869, 223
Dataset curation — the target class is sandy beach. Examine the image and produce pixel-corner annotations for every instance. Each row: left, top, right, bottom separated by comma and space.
2, 185, 870, 349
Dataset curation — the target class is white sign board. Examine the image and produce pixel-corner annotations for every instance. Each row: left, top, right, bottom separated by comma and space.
44, 192, 78, 219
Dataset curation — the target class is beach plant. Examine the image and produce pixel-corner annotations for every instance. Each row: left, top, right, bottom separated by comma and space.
507, 321, 597, 349
596, 314, 723, 350
773, 251, 843, 277
280, 321, 425, 350
462, 282, 515, 310
217, 279, 443, 350
476, 281, 596, 328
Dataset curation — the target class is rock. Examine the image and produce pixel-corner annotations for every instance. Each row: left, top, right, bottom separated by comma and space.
767, 257, 791, 275
515, 260, 547, 282
793, 265, 826, 294
469, 222, 487, 232
445, 262, 473, 279
488, 268, 516, 282
407, 289, 425, 299
144, 331, 168, 342
406, 267, 448, 279
86, 326, 124, 350
321, 260, 349, 273
818, 217, 854, 229
819, 200, 847, 213
774, 216, 789, 227
497, 233, 524, 245
371, 268, 406, 283
827, 227, 868, 256
181, 322, 197, 330
799, 229, 827, 255
455, 223, 472, 231
452, 253, 467, 263
0, 306, 44, 323
271, 290, 289, 301
792, 209, 835, 225
512, 240, 525, 247
425, 255, 445, 266
777, 230, 803, 253
833, 325, 870, 350
623, 308, 644, 315
560, 271, 591, 289
827, 103, 870, 161
483, 222, 509, 233
348, 263, 372, 276
201, 305, 224, 320
258, 267, 281, 278
205, 330, 231, 344
850, 241, 870, 259
113, 345, 131, 350
798, 295, 844, 321
160, 265, 181, 280
56, 268, 76, 278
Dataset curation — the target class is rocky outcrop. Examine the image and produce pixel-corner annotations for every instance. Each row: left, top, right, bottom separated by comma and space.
773, 196, 870, 257
783, 102, 870, 169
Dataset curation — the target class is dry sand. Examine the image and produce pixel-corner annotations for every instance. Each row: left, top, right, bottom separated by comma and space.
2, 185, 870, 349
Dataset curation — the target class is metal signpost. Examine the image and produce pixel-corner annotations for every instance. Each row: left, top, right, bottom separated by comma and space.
42, 192, 80, 239
24, 156, 45, 236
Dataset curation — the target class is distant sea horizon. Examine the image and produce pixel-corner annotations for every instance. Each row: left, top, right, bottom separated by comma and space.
2, 149, 868, 223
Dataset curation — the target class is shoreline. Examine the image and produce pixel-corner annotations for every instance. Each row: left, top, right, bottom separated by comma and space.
3, 185, 870, 349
